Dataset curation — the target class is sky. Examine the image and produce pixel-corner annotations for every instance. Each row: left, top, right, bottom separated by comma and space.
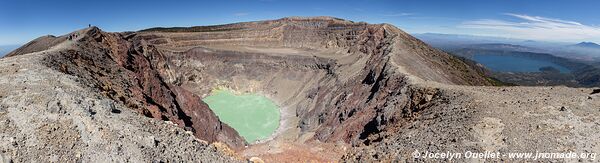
2, 0, 600, 45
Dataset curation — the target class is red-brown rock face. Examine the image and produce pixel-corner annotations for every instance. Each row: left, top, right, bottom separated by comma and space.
39, 27, 246, 149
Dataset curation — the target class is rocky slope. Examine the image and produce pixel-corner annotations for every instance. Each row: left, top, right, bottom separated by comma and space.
343, 83, 600, 162
2, 17, 599, 162
0, 42, 241, 162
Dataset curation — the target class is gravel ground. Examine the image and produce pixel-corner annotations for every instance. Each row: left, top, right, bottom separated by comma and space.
344, 81, 600, 162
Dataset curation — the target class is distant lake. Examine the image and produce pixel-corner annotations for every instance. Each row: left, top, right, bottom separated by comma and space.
473, 54, 571, 73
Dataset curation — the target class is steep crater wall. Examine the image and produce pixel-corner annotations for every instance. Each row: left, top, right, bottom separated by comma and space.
38, 28, 247, 149
141, 18, 473, 146
165, 46, 444, 146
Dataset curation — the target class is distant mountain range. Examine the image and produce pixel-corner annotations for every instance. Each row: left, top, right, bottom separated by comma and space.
570, 42, 600, 49
412, 33, 525, 49
414, 33, 600, 62
461, 43, 546, 53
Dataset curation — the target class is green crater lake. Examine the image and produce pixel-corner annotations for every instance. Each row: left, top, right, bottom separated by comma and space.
202, 89, 280, 143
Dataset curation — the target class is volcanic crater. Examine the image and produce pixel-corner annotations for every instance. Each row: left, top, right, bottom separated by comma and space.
131, 17, 494, 158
